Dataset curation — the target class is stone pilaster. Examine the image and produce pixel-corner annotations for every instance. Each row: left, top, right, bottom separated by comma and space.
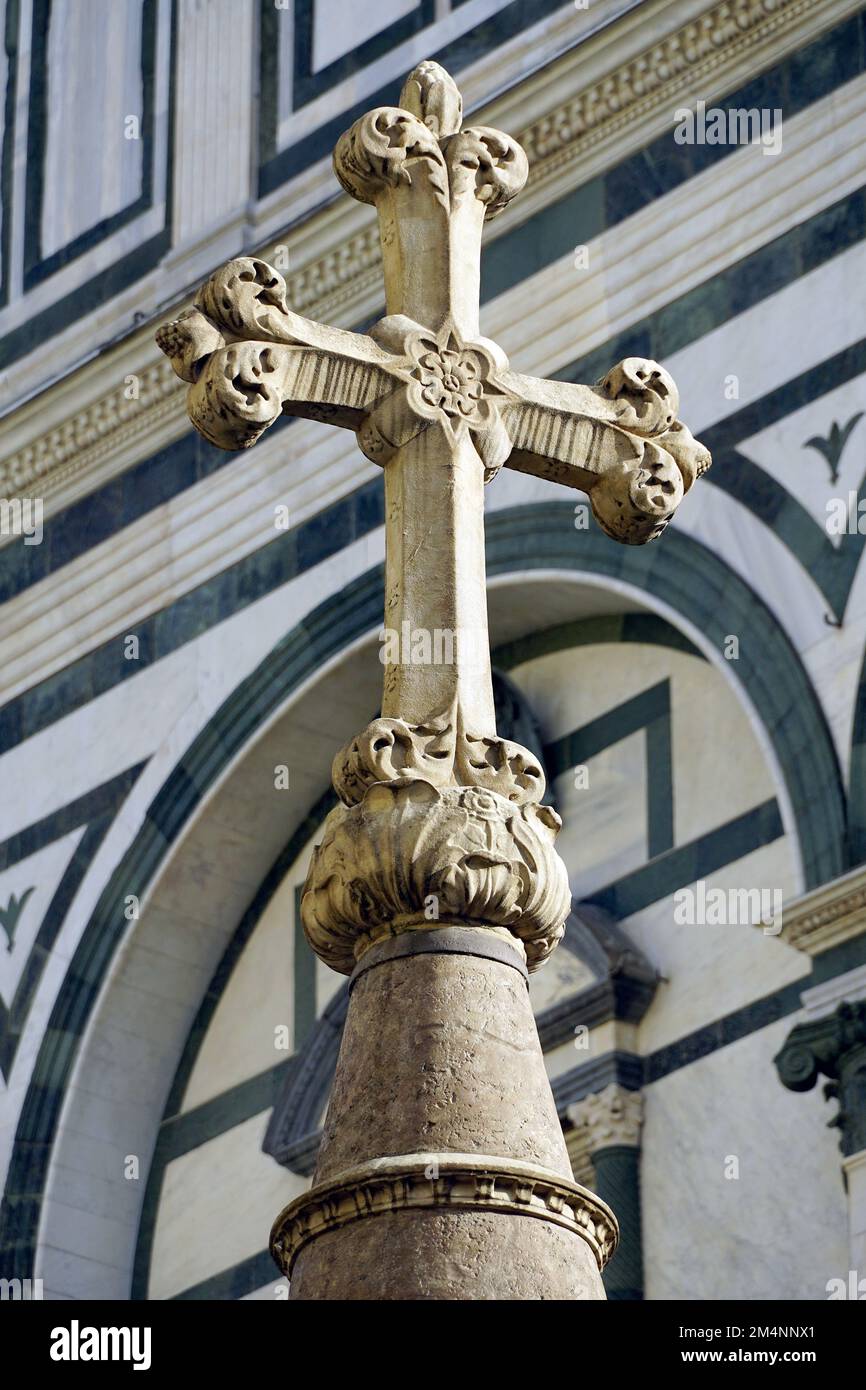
774, 999, 866, 1158
567, 1084, 644, 1301
775, 994, 866, 1283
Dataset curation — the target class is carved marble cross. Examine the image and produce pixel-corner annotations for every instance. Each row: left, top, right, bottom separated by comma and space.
157, 61, 710, 974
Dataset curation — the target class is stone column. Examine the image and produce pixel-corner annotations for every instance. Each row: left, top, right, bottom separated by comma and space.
567, 1084, 644, 1300
266, 676, 621, 1300
775, 989, 866, 1287
275, 926, 615, 1299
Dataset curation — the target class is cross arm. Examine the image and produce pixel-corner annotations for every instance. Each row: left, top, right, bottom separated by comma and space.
156, 257, 403, 450
500, 358, 711, 544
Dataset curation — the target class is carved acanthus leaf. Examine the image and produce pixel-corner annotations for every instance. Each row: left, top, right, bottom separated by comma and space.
196, 258, 298, 343
301, 780, 570, 974
602, 357, 679, 436
567, 1084, 644, 1153
398, 61, 462, 139
333, 108, 449, 209
154, 308, 225, 385
332, 707, 548, 809
334, 91, 526, 223
156, 256, 405, 450
443, 127, 529, 219
184, 342, 291, 450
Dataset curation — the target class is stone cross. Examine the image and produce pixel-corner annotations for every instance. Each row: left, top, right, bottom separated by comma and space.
156, 61, 710, 1300
158, 60, 708, 749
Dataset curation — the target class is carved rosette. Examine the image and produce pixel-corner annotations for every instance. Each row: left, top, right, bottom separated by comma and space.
357, 318, 515, 479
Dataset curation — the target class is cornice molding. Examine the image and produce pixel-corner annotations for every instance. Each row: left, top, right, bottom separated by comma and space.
782, 866, 866, 956
0, 363, 181, 501
270, 1151, 619, 1277
518, 0, 837, 188
0, 0, 854, 523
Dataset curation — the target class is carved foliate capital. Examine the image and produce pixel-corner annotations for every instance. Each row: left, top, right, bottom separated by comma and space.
567, 1084, 644, 1153
301, 779, 570, 976
301, 700, 569, 974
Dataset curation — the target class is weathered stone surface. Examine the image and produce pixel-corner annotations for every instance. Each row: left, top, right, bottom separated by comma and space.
289, 1207, 606, 1301
302, 782, 571, 975
315, 941, 572, 1179
270, 938, 614, 1299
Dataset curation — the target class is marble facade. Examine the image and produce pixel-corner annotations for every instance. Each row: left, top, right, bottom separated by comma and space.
1, 0, 866, 1300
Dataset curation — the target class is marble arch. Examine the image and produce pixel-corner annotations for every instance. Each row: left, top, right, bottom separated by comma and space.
1, 509, 845, 1296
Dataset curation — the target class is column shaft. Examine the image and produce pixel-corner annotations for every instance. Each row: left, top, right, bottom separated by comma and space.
273, 931, 615, 1299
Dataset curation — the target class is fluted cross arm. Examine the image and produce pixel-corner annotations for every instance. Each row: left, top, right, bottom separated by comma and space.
501, 362, 710, 544
157, 267, 709, 547
155, 258, 405, 449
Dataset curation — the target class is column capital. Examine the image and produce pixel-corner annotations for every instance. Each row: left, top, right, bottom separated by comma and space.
775, 1000, 866, 1156
567, 1083, 644, 1153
